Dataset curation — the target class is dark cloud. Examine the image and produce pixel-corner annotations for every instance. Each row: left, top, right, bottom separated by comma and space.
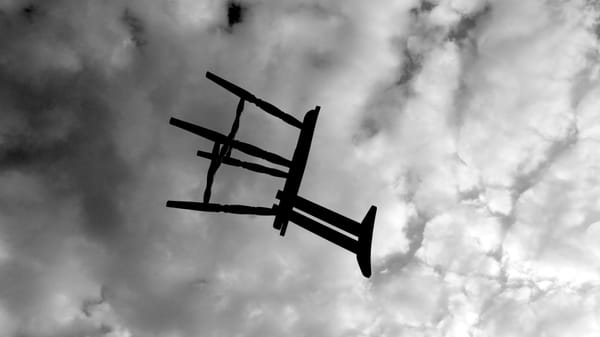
121, 8, 147, 48
0, 61, 132, 240
447, 4, 491, 42
21, 3, 40, 23
0, 2, 173, 334
396, 46, 423, 86
409, 0, 437, 17
226, 1, 246, 32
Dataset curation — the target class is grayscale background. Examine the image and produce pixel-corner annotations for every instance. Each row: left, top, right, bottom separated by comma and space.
1, 0, 599, 336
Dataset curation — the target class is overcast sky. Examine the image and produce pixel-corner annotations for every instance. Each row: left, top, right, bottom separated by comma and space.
1, 0, 600, 336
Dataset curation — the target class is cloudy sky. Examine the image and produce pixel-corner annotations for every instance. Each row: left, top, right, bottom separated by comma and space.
1, 0, 600, 336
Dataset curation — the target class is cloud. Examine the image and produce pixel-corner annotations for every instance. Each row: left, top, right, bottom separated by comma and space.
1, 0, 600, 336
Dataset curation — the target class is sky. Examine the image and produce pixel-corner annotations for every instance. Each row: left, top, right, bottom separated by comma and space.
1, 0, 600, 336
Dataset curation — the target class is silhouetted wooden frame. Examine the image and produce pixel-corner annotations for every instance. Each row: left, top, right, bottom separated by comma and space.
272, 106, 319, 236
274, 191, 376, 277
166, 71, 377, 278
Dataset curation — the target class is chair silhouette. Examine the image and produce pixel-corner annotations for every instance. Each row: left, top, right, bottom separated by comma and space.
166, 72, 377, 277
